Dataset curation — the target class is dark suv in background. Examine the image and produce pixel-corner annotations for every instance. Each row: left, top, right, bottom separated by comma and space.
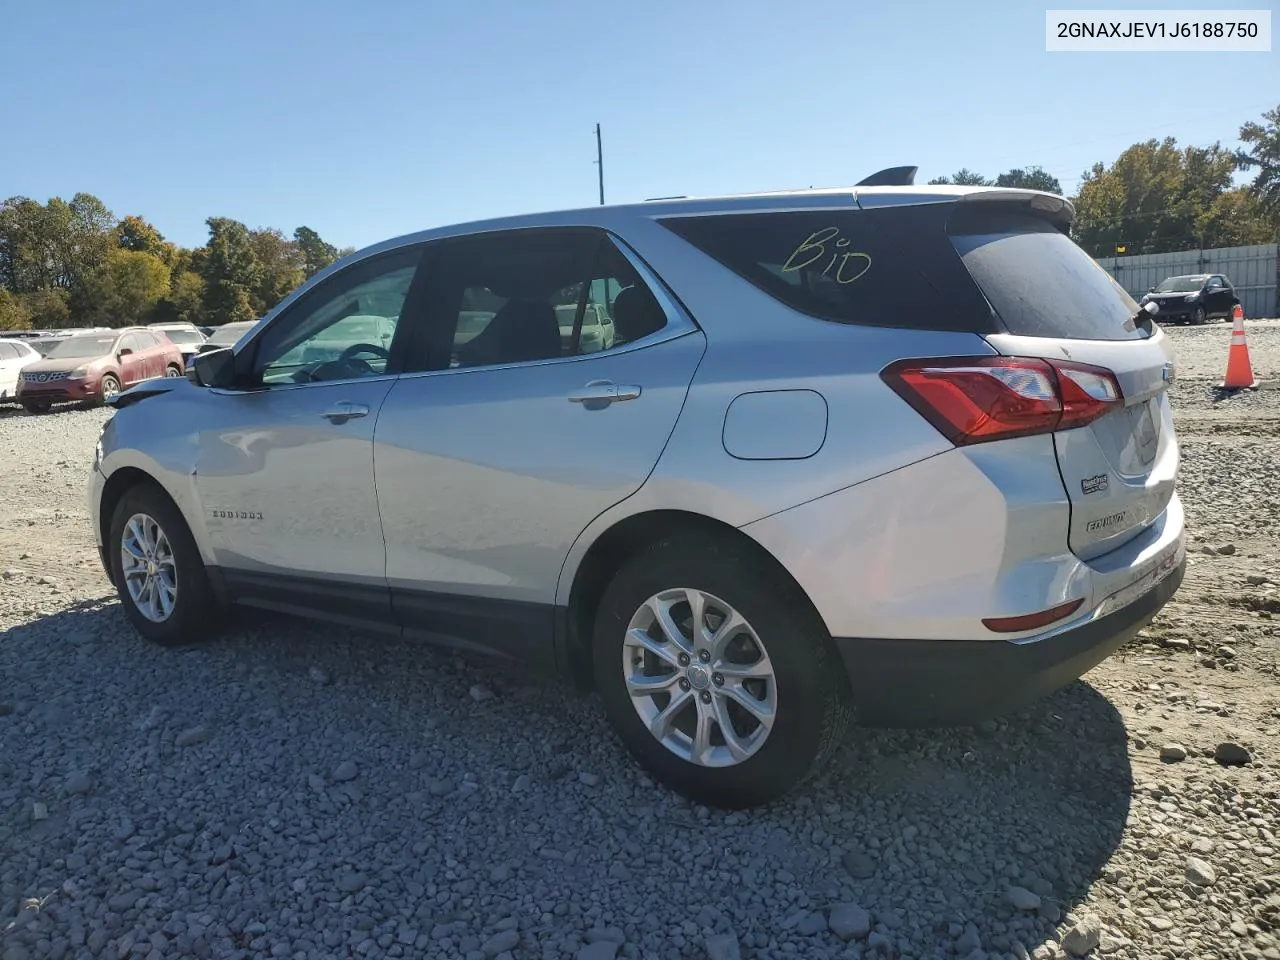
1141, 274, 1238, 324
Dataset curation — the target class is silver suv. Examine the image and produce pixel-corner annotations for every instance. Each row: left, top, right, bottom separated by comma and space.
89, 173, 1185, 807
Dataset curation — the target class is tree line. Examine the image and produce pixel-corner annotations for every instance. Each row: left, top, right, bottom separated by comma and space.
0, 201, 353, 331
928, 103, 1279, 258
2, 103, 1277, 332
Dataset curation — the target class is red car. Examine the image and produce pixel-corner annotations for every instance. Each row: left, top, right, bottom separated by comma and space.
16, 327, 185, 413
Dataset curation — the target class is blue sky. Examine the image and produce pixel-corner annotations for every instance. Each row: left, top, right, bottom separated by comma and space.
2, 0, 1275, 251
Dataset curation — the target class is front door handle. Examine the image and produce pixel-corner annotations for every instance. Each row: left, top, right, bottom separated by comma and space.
320, 401, 370, 423
567, 379, 641, 406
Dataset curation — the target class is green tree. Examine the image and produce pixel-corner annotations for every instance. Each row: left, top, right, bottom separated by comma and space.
249, 227, 305, 314
115, 215, 172, 261
23, 288, 71, 328
928, 168, 992, 186
1071, 138, 1247, 256
1237, 103, 1280, 215
0, 288, 31, 330
207, 279, 256, 324
294, 225, 339, 278
80, 249, 171, 326
0, 197, 67, 292
994, 166, 1063, 194
200, 217, 260, 325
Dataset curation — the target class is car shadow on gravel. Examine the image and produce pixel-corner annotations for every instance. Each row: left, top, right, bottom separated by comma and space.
2, 601, 1132, 958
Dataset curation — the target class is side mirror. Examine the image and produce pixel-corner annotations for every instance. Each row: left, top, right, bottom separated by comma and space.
190, 347, 238, 388
117, 347, 133, 357
1143, 300, 1160, 317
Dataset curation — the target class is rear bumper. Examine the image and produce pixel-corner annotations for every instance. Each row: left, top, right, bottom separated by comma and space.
836, 558, 1184, 727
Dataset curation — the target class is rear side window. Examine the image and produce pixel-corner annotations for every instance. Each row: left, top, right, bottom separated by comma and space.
660, 206, 997, 333
948, 209, 1147, 341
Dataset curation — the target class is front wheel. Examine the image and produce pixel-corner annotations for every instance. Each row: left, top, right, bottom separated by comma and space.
99, 374, 121, 404
592, 535, 849, 808
109, 484, 220, 646
1193, 306, 1207, 325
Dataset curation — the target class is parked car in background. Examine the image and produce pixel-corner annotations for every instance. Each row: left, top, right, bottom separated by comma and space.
17, 327, 184, 412
196, 320, 258, 354
0, 338, 43, 402
1140, 274, 1238, 324
90, 177, 1185, 807
148, 321, 207, 365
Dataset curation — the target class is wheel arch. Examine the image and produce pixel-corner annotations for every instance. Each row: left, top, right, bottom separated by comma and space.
98, 467, 178, 557
560, 509, 827, 692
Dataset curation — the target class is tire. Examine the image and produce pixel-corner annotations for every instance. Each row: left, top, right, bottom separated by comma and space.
165, 365, 182, 378
1193, 306, 1206, 325
99, 374, 121, 404
108, 483, 220, 646
22, 401, 52, 414
592, 534, 849, 808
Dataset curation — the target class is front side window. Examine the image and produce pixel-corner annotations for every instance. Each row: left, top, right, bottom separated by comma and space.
428, 229, 668, 371
251, 248, 421, 386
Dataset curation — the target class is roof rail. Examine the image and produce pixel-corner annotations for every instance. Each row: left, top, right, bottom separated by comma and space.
855, 166, 918, 187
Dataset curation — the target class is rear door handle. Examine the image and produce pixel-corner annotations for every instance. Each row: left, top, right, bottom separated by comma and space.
320, 401, 370, 423
567, 380, 641, 406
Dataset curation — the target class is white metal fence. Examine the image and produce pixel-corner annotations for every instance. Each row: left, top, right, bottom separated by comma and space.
1096, 243, 1279, 319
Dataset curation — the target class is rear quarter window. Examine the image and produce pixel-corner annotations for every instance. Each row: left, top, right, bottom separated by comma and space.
659, 206, 998, 333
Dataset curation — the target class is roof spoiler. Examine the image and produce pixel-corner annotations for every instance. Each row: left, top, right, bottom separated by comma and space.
856, 166, 918, 187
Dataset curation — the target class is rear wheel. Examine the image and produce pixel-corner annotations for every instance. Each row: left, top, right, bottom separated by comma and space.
109, 484, 220, 646
592, 534, 848, 808
99, 374, 120, 404
165, 365, 182, 378
22, 401, 52, 414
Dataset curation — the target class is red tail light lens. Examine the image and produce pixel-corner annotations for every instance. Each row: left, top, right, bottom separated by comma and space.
881, 356, 1122, 445
982, 598, 1085, 633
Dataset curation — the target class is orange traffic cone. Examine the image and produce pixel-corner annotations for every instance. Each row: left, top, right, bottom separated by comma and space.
1223, 304, 1255, 389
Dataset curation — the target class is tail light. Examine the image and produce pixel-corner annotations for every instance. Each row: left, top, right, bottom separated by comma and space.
880, 356, 1122, 445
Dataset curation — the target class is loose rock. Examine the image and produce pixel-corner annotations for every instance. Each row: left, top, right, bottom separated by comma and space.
1061, 915, 1101, 957
1215, 742, 1252, 766
1185, 857, 1217, 886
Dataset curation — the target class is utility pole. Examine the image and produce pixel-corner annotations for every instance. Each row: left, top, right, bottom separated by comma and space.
594, 123, 605, 205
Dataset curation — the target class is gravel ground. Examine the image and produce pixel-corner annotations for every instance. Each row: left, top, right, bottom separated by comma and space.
1, 320, 1278, 960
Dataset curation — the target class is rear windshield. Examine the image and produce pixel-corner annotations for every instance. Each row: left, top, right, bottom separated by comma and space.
948, 209, 1146, 341
660, 204, 1146, 341
161, 328, 203, 344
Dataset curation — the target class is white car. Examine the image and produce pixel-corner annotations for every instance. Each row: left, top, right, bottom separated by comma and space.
0, 338, 42, 402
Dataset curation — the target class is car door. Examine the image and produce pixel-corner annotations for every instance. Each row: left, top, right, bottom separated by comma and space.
1212, 276, 1233, 317
373, 228, 706, 659
189, 244, 428, 625
0, 343, 19, 398
116, 333, 149, 384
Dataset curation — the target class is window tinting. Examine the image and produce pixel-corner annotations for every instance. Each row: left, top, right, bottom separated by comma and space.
430, 229, 667, 370
659, 206, 996, 333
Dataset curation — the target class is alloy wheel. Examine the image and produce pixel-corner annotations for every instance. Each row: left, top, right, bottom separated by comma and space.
622, 588, 777, 767
120, 512, 178, 623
